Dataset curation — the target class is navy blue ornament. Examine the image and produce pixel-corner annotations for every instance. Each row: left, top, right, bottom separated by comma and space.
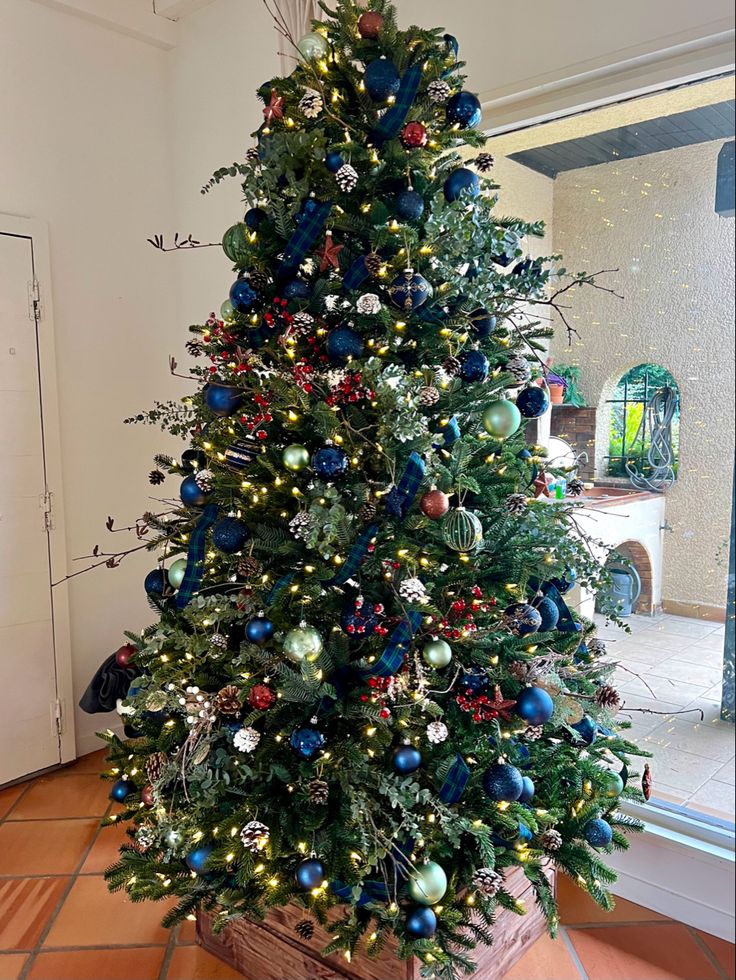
517, 386, 550, 418
245, 616, 275, 645
325, 151, 345, 174
290, 726, 325, 760
459, 350, 490, 383
447, 91, 482, 129
244, 207, 267, 231
444, 168, 481, 202
584, 818, 613, 849
406, 906, 437, 939
484, 763, 524, 802
364, 58, 400, 101
224, 440, 259, 470
180, 448, 207, 474
185, 845, 215, 874
144, 569, 167, 596
443, 34, 460, 59
396, 189, 425, 222
204, 383, 244, 418
571, 716, 598, 745
212, 517, 250, 554
327, 327, 363, 364
283, 278, 312, 301
460, 666, 490, 696
550, 568, 577, 595
519, 776, 535, 804
469, 308, 496, 338
295, 858, 326, 890
229, 277, 262, 314
389, 269, 431, 312
312, 447, 349, 479
110, 778, 136, 802
516, 687, 555, 726
504, 602, 543, 637
393, 745, 422, 775
180, 474, 208, 507
532, 595, 560, 632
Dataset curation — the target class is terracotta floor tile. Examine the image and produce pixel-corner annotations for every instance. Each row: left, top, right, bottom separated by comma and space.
502, 932, 582, 979
176, 918, 197, 945
80, 821, 130, 874
165, 945, 246, 979
65, 749, 108, 775
567, 923, 721, 980
696, 931, 736, 980
0, 877, 70, 950
0, 954, 28, 980
0, 819, 98, 876
0, 787, 26, 820
27, 946, 166, 980
558, 876, 668, 926
43, 875, 173, 948
10, 773, 111, 820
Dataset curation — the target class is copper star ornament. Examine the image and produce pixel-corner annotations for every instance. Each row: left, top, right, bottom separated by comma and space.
315, 232, 344, 272
263, 91, 285, 125
488, 685, 517, 722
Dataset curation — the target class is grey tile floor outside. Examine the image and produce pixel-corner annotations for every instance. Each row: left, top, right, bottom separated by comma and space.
595, 612, 735, 821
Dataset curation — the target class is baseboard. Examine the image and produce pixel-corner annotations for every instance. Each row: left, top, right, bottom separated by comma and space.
75, 722, 124, 760
662, 599, 727, 623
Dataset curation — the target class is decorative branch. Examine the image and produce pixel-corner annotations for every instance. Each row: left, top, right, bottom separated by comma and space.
147, 233, 219, 253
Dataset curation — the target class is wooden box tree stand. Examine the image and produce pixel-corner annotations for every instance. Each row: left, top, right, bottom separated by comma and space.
196, 866, 555, 980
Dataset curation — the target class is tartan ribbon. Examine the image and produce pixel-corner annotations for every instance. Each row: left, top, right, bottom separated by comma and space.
395, 452, 426, 518
279, 200, 332, 274
433, 416, 461, 450
328, 524, 378, 586
343, 255, 372, 291
439, 754, 471, 804
330, 839, 414, 906
265, 571, 296, 606
175, 504, 219, 609
370, 63, 424, 144
359, 611, 422, 679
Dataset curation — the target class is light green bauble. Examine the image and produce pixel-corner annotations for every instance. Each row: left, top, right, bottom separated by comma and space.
297, 31, 329, 61
282, 444, 310, 472
283, 625, 323, 664
482, 399, 522, 439
407, 862, 448, 906
442, 508, 483, 552
220, 299, 236, 323
602, 770, 625, 798
222, 223, 250, 265
422, 638, 453, 669
167, 558, 188, 589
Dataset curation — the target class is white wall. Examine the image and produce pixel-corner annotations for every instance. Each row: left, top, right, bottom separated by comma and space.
0, 0, 179, 754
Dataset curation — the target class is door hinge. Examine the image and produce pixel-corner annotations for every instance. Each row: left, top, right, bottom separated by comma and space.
40, 490, 54, 532
52, 699, 64, 737
28, 278, 42, 323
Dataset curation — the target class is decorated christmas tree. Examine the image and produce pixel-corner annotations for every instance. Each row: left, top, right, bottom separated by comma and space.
102, 2, 646, 976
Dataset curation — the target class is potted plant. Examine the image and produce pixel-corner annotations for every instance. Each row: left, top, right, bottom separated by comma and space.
548, 364, 586, 407
546, 370, 567, 405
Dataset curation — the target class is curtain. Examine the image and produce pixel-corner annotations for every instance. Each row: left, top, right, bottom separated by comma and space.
275, 0, 325, 75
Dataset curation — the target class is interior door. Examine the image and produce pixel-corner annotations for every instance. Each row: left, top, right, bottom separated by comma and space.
0, 231, 61, 783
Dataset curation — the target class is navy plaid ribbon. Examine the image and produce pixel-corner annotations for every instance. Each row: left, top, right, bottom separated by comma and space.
331, 839, 414, 906
393, 452, 426, 518
279, 200, 332, 274
328, 524, 378, 586
439, 754, 471, 804
371, 64, 424, 145
343, 255, 372, 291
175, 504, 218, 609
433, 416, 461, 450
359, 611, 422, 679
265, 571, 296, 606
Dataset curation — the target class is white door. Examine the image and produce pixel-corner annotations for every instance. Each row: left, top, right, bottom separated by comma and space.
0, 231, 61, 783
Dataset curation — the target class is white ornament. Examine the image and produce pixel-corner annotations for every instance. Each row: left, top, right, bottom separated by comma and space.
399, 577, 428, 604
233, 726, 261, 753
427, 721, 449, 744
356, 293, 381, 315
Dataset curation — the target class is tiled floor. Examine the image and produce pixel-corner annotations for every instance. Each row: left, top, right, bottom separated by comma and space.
594, 612, 734, 821
0, 752, 734, 979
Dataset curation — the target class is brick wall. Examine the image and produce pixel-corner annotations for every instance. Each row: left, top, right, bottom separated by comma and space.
550, 407, 597, 481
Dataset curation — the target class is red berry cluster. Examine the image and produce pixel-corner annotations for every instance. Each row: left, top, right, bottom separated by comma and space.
263, 298, 294, 334
343, 597, 387, 637
360, 676, 394, 719
430, 586, 498, 639
455, 692, 503, 724
325, 372, 376, 408
238, 392, 273, 440
292, 361, 315, 394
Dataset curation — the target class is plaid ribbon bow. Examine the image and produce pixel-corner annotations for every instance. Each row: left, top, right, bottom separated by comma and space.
370, 63, 424, 145
359, 611, 422, 679
328, 524, 378, 586
175, 504, 219, 609
386, 452, 426, 519
439, 754, 471, 804
279, 200, 332, 275
343, 255, 373, 291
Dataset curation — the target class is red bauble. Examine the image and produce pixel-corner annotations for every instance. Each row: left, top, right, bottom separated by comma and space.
141, 784, 155, 807
420, 489, 450, 520
115, 644, 137, 668
358, 11, 384, 39
401, 122, 428, 149
248, 684, 277, 711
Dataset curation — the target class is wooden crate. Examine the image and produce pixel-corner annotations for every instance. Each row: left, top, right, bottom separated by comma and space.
196, 866, 555, 980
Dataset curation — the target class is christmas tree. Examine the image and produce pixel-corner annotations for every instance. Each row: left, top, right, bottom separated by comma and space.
102, 2, 646, 976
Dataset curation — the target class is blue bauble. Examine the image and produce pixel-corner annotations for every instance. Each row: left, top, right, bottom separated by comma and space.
325, 151, 345, 174
144, 569, 167, 596
584, 818, 613, 849
110, 778, 136, 802
229, 277, 262, 314
290, 726, 325, 760
532, 596, 560, 632
297, 197, 320, 223
469, 308, 497, 338
483, 763, 524, 802
212, 517, 250, 554
180, 474, 208, 507
517, 386, 550, 418
519, 776, 536, 804
312, 447, 349, 479
516, 687, 555, 726
185, 845, 215, 874
444, 168, 481, 202
389, 269, 431, 312
295, 858, 326, 890
443, 33, 460, 59
283, 278, 312, 301
406, 906, 437, 939
204, 383, 244, 418
504, 603, 543, 637
396, 190, 425, 222
224, 440, 259, 470
244, 207, 267, 231
447, 91, 482, 129
460, 350, 490, 383
393, 745, 422, 775
245, 616, 275, 645
327, 327, 364, 364
550, 568, 577, 595
364, 58, 400, 101
460, 666, 490, 696
516, 823, 534, 845
572, 716, 598, 745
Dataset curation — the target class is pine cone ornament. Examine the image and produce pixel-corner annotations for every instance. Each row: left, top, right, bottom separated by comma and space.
248, 270, 270, 294
210, 633, 228, 650
359, 500, 378, 523
240, 820, 270, 853
295, 920, 315, 941
475, 152, 495, 173
233, 726, 261, 753
299, 88, 324, 119
588, 638, 607, 658
596, 685, 622, 710
442, 355, 461, 377
525, 725, 545, 741
194, 469, 215, 492
399, 577, 428, 604
364, 252, 382, 277
428, 79, 451, 103
308, 778, 329, 806
505, 493, 529, 517
135, 825, 156, 852
509, 661, 531, 682
149, 469, 165, 486
246, 147, 260, 164
185, 339, 204, 357
506, 355, 532, 385
542, 829, 563, 852
418, 386, 441, 407
427, 721, 449, 744
292, 311, 314, 331
213, 685, 242, 716
336, 163, 359, 193
145, 751, 168, 783
238, 554, 263, 579
290, 511, 317, 541
568, 477, 585, 497
356, 293, 381, 315
472, 868, 503, 897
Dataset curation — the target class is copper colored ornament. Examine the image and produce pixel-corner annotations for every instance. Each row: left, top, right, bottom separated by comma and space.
420, 489, 450, 520
358, 11, 384, 39
401, 122, 428, 149
141, 784, 155, 807
642, 763, 653, 801
115, 644, 137, 668
248, 684, 277, 711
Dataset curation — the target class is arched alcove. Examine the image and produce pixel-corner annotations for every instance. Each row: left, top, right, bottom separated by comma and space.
612, 540, 655, 615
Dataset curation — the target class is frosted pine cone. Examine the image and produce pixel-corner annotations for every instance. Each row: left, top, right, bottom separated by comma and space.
135, 825, 156, 852
568, 478, 585, 497
399, 577, 428, 604
588, 638, 607, 658
336, 164, 359, 192
210, 633, 228, 650
299, 88, 323, 119
240, 820, 270, 853
505, 493, 529, 517
542, 829, 563, 852
506, 355, 532, 385
246, 147, 260, 164
472, 868, 503, 897
596, 685, 622, 710
442, 355, 461, 377
427, 721, 449, 745
145, 751, 168, 783
428, 79, 451, 103
292, 312, 314, 331
233, 726, 261, 753
356, 293, 381, 315
194, 469, 215, 492
308, 778, 329, 805
475, 152, 495, 173
418, 386, 441, 407
290, 511, 317, 541
238, 555, 263, 579
525, 725, 545, 741
213, 685, 242, 716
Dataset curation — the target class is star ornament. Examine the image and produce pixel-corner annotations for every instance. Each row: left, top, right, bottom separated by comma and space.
488, 685, 517, 722
263, 91, 285, 125
315, 232, 344, 272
